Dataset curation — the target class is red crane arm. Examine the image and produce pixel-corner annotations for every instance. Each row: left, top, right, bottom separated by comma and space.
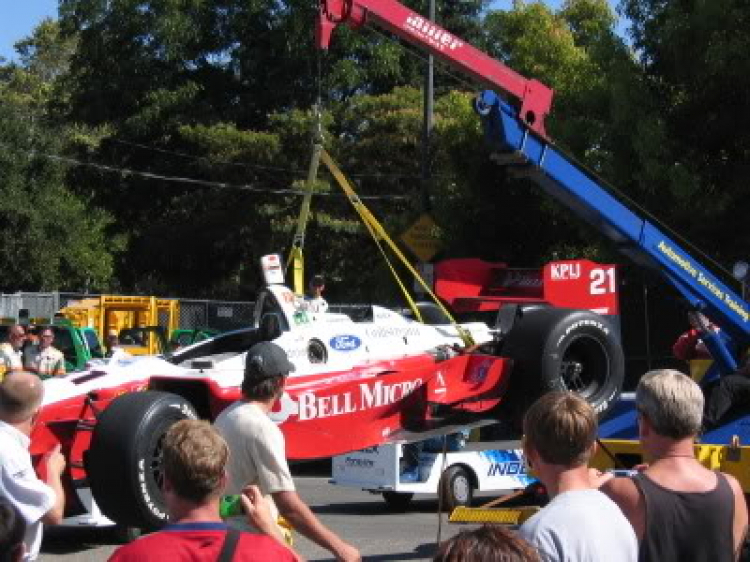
317, 0, 554, 137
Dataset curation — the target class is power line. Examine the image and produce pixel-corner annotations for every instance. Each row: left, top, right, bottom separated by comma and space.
109, 137, 453, 181
16, 147, 408, 201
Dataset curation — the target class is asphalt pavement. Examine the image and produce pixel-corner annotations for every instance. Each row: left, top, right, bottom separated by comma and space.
39, 469, 485, 561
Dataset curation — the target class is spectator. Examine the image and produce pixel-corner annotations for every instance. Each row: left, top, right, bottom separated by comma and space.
703, 358, 750, 429
672, 311, 717, 361
306, 274, 328, 313
214, 342, 359, 562
434, 525, 540, 562
601, 369, 748, 561
0, 326, 28, 381
104, 333, 121, 358
0, 498, 26, 562
25, 328, 65, 378
108, 419, 297, 562
0, 372, 66, 561
519, 392, 637, 562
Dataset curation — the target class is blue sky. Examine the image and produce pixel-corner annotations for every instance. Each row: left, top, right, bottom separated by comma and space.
0, 0, 614, 62
1, 0, 59, 61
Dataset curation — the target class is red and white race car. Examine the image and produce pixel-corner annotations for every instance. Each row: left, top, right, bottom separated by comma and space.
30, 256, 623, 530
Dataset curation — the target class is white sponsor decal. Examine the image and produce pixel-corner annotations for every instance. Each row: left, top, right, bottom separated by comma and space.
551, 263, 581, 280
404, 14, 463, 51
365, 326, 421, 339
138, 458, 167, 520
275, 379, 423, 423
556, 319, 609, 348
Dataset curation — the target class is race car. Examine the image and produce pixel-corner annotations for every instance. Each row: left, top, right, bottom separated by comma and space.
29, 255, 624, 531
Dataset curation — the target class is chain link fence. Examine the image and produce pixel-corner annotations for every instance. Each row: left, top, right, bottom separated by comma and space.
178, 299, 256, 332
0, 292, 258, 333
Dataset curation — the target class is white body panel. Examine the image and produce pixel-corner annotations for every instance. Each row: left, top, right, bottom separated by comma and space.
331, 443, 533, 494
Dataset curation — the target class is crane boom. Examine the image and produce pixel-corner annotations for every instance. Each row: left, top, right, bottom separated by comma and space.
316, 0, 553, 137
317, 0, 749, 374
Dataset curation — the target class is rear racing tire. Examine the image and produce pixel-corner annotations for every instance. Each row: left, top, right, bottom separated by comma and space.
439, 466, 473, 512
500, 308, 623, 419
86, 391, 197, 529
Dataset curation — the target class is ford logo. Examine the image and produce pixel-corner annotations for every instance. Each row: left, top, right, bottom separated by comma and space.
330, 335, 361, 351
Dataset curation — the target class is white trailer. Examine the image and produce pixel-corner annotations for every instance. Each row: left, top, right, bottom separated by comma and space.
330, 441, 534, 510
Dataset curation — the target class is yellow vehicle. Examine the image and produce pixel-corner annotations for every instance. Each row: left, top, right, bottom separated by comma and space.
58, 295, 179, 356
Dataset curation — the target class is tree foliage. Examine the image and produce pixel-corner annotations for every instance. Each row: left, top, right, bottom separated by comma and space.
0, 0, 746, 302
620, 0, 750, 268
0, 20, 116, 291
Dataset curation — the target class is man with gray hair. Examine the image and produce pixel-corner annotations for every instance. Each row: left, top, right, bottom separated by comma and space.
602, 369, 748, 562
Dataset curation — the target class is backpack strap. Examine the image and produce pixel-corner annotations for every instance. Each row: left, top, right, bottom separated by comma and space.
218, 528, 241, 562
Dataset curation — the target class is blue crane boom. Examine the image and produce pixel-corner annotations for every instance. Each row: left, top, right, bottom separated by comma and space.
475, 91, 747, 374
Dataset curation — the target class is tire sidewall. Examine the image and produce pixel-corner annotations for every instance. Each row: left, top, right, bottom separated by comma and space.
441, 466, 473, 511
500, 308, 624, 419
540, 313, 623, 416
132, 400, 196, 525
88, 391, 197, 529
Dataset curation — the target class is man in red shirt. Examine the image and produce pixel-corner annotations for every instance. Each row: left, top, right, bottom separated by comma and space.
108, 419, 297, 562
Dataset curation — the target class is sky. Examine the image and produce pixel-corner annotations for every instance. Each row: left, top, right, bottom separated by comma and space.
1, 0, 59, 61
0, 0, 612, 62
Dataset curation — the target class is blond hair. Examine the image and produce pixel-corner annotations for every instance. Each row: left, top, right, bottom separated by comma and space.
162, 419, 229, 503
636, 369, 703, 439
523, 392, 597, 467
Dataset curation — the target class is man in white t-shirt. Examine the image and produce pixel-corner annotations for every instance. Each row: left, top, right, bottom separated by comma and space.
214, 342, 359, 562
519, 392, 637, 562
0, 372, 66, 560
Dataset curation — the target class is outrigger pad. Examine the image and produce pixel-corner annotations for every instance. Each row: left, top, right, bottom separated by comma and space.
449, 506, 540, 525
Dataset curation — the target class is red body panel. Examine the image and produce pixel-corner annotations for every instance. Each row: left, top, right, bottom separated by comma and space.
157, 353, 512, 460
436, 258, 618, 316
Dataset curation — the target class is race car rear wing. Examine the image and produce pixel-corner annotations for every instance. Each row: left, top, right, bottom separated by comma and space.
434, 258, 619, 317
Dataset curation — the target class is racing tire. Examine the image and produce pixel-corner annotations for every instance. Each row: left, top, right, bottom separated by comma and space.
439, 466, 473, 512
500, 308, 623, 419
86, 391, 197, 529
382, 491, 414, 511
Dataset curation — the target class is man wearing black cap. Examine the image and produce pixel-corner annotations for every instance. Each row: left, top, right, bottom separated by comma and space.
214, 342, 360, 562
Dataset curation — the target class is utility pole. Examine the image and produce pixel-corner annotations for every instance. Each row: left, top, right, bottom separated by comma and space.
421, 0, 435, 213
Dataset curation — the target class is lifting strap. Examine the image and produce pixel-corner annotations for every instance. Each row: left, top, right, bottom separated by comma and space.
286, 142, 323, 296
319, 148, 474, 347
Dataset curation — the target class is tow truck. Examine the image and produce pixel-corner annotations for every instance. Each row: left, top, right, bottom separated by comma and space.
316, 0, 750, 490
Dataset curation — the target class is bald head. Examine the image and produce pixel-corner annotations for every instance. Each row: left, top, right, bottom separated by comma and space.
0, 372, 44, 423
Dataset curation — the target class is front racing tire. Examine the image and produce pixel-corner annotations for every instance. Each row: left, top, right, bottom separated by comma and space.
500, 308, 624, 419
86, 391, 197, 529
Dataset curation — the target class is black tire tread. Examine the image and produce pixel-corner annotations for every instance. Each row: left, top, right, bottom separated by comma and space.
87, 391, 195, 529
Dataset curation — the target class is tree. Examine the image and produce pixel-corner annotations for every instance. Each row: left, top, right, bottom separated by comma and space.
620, 0, 750, 271
429, 0, 635, 265
53, 0, 491, 297
0, 20, 116, 291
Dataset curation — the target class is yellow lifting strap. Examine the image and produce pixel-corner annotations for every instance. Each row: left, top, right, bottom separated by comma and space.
286, 143, 324, 296
319, 148, 475, 347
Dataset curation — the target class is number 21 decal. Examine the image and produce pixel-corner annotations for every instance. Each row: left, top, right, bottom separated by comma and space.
590, 268, 616, 294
